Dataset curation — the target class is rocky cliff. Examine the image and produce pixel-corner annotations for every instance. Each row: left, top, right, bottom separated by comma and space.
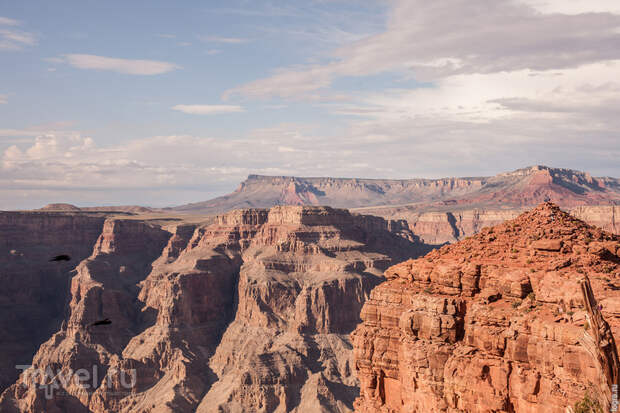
352, 203, 620, 413
0, 206, 427, 413
0, 212, 106, 393
355, 205, 620, 245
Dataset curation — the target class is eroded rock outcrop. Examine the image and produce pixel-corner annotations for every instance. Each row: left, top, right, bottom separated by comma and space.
0, 206, 427, 413
353, 203, 620, 413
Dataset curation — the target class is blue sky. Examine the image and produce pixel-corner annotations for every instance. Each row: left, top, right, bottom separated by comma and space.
2, 0, 620, 208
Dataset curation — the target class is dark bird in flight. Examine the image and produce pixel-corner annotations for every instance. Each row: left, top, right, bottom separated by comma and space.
50, 254, 71, 262
90, 318, 112, 327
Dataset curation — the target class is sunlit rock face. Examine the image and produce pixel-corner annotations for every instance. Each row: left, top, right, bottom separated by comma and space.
0, 206, 428, 413
352, 203, 620, 413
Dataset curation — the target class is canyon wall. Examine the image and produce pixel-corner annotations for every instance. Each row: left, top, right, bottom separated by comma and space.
0, 206, 426, 413
0, 212, 106, 393
353, 203, 620, 413
358, 205, 620, 245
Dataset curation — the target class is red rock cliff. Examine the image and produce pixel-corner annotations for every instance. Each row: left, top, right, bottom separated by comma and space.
352, 203, 620, 413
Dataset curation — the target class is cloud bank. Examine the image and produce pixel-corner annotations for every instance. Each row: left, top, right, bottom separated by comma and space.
171, 104, 244, 115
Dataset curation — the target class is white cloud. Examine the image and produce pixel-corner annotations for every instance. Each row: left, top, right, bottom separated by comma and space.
0, 16, 19, 26
61, 54, 180, 75
521, 0, 620, 14
227, 0, 620, 99
0, 28, 36, 50
0, 16, 36, 50
198, 35, 249, 44
171, 104, 244, 115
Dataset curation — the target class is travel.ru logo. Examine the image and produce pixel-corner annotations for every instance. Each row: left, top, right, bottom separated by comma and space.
16, 364, 137, 400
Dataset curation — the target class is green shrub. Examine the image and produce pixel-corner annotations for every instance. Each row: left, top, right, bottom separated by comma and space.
573, 391, 602, 413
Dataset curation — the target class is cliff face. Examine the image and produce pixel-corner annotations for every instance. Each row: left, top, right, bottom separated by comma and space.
0, 212, 106, 393
0, 206, 427, 413
358, 205, 620, 245
352, 203, 620, 413
172, 166, 620, 215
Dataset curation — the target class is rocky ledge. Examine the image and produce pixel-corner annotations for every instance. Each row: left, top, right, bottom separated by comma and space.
353, 203, 619, 413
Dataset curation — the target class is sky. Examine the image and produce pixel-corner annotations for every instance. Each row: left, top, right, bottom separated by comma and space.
1, 0, 620, 209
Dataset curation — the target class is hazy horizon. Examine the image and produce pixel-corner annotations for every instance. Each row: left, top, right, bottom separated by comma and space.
2, 0, 620, 209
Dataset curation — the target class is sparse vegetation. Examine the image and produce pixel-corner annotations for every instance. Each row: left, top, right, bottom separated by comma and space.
512, 300, 521, 309
527, 292, 536, 302
583, 320, 590, 331
573, 391, 603, 413
530, 268, 535, 273
526, 259, 533, 264
511, 248, 518, 253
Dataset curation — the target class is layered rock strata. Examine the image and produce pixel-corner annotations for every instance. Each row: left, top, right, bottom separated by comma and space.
174, 166, 620, 215
353, 203, 620, 413
0, 212, 106, 393
0, 206, 426, 413
358, 205, 620, 245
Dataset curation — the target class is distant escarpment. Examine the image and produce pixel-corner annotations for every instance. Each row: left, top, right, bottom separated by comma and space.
0, 206, 427, 413
353, 203, 620, 413
170, 166, 620, 247
173, 166, 620, 215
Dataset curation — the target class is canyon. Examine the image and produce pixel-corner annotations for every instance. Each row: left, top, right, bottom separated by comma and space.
1, 165, 619, 413
0, 206, 428, 412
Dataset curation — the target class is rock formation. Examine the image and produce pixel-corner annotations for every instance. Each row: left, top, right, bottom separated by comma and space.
360, 205, 620, 245
352, 203, 620, 413
0, 212, 106, 393
0, 206, 427, 413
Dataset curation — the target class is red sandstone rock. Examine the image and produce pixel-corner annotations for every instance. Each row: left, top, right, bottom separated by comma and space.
531, 239, 563, 251
352, 203, 620, 413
